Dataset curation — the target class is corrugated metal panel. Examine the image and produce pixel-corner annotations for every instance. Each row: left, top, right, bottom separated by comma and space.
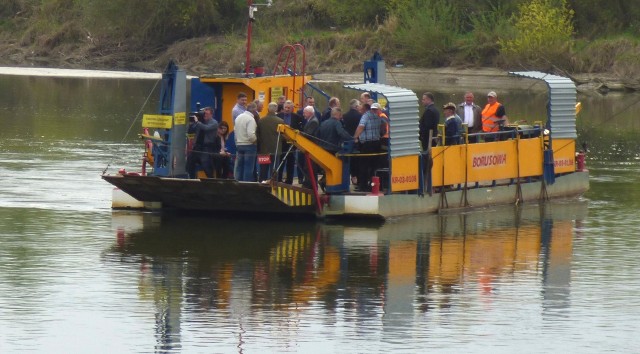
509, 71, 577, 139
343, 83, 420, 157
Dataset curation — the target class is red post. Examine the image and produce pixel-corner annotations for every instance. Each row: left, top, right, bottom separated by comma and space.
576, 151, 586, 171
141, 156, 147, 176
370, 176, 381, 195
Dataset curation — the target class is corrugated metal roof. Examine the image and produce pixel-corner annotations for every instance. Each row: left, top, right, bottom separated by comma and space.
343, 83, 420, 157
509, 71, 577, 139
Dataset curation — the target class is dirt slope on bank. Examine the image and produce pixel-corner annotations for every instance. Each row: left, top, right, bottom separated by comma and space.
0, 36, 628, 93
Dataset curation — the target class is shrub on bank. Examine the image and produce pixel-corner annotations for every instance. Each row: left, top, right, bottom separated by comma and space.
498, 0, 574, 71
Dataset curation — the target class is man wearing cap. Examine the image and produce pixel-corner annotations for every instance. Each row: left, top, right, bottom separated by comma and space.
354, 103, 383, 192
443, 102, 463, 146
419, 92, 439, 150
481, 91, 508, 142
456, 92, 482, 143
371, 102, 390, 148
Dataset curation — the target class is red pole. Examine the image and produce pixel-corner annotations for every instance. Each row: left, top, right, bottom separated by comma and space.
370, 176, 381, 195
576, 151, 586, 171
245, 0, 253, 76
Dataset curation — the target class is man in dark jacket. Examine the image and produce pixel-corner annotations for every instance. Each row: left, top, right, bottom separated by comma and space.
299, 106, 320, 188
342, 99, 362, 185
321, 97, 340, 123
316, 107, 354, 190
342, 99, 361, 136
257, 102, 284, 181
419, 92, 439, 150
317, 107, 353, 153
187, 107, 218, 178
277, 100, 304, 184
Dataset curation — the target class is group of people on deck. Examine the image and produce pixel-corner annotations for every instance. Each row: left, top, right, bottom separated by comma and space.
418, 90, 509, 149
186, 88, 507, 192
186, 91, 390, 192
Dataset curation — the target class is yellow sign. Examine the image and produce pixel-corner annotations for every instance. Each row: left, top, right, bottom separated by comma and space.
271, 86, 283, 102
142, 114, 173, 129
553, 139, 576, 174
466, 141, 518, 182
390, 155, 420, 192
174, 112, 186, 125
378, 97, 388, 109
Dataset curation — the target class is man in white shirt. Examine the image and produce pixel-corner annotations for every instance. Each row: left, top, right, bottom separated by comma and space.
456, 91, 482, 143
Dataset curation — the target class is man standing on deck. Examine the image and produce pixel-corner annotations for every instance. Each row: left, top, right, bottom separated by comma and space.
252, 99, 264, 122
342, 99, 361, 137
317, 107, 354, 190
299, 106, 320, 188
456, 91, 482, 143
443, 102, 463, 146
276, 95, 286, 113
342, 98, 362, 185
297, 96, 321, 120
419, 92, 439, 150
232, 92, 248, 122
481, 91, 509, 142
234, 102, 258, 181
248, 99, 264, 179
277, 100, 304, 184
318, 107, 353, 153
321, 97, 340, 123
354, 103, 382, 192
188, 107, 218, 178
257, 102, 284, 182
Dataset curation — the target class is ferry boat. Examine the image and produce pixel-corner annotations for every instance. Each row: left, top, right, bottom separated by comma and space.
102, 48, 589, 219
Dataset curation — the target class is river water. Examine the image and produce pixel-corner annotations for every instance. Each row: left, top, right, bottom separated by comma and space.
0, 72, 639, 353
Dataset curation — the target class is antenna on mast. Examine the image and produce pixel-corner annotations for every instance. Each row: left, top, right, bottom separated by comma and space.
245, 0, 273, 76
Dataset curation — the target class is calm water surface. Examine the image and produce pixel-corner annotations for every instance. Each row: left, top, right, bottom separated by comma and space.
0, 73, 639, 353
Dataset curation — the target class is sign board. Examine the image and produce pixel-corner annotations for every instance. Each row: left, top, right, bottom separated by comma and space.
142, 114, 173, 129
271, 86, 283, 102
390, 155, 420, 192
174, 112, 186, 125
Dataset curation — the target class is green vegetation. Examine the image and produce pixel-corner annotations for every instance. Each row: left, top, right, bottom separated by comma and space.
0, 0, 639, 81
499, 0, 574, 69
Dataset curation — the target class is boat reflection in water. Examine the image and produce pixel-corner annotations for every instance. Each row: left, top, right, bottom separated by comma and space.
108, 201, 587, 351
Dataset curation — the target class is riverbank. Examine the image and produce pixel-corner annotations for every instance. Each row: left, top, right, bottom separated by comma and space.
0, 40, 630, 94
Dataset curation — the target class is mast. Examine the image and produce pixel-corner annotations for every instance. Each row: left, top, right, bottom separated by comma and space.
245, 0, 273, 76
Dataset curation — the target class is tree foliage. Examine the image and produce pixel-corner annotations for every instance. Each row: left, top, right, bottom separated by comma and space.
308, 0, 389, 27
499, 0, 574, 69
391, 0, 461, 66
78, 0, 244, 44
1, 0, 640, 74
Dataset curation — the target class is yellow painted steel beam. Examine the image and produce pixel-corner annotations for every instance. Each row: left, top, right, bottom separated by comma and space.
276, 124, 344, 187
